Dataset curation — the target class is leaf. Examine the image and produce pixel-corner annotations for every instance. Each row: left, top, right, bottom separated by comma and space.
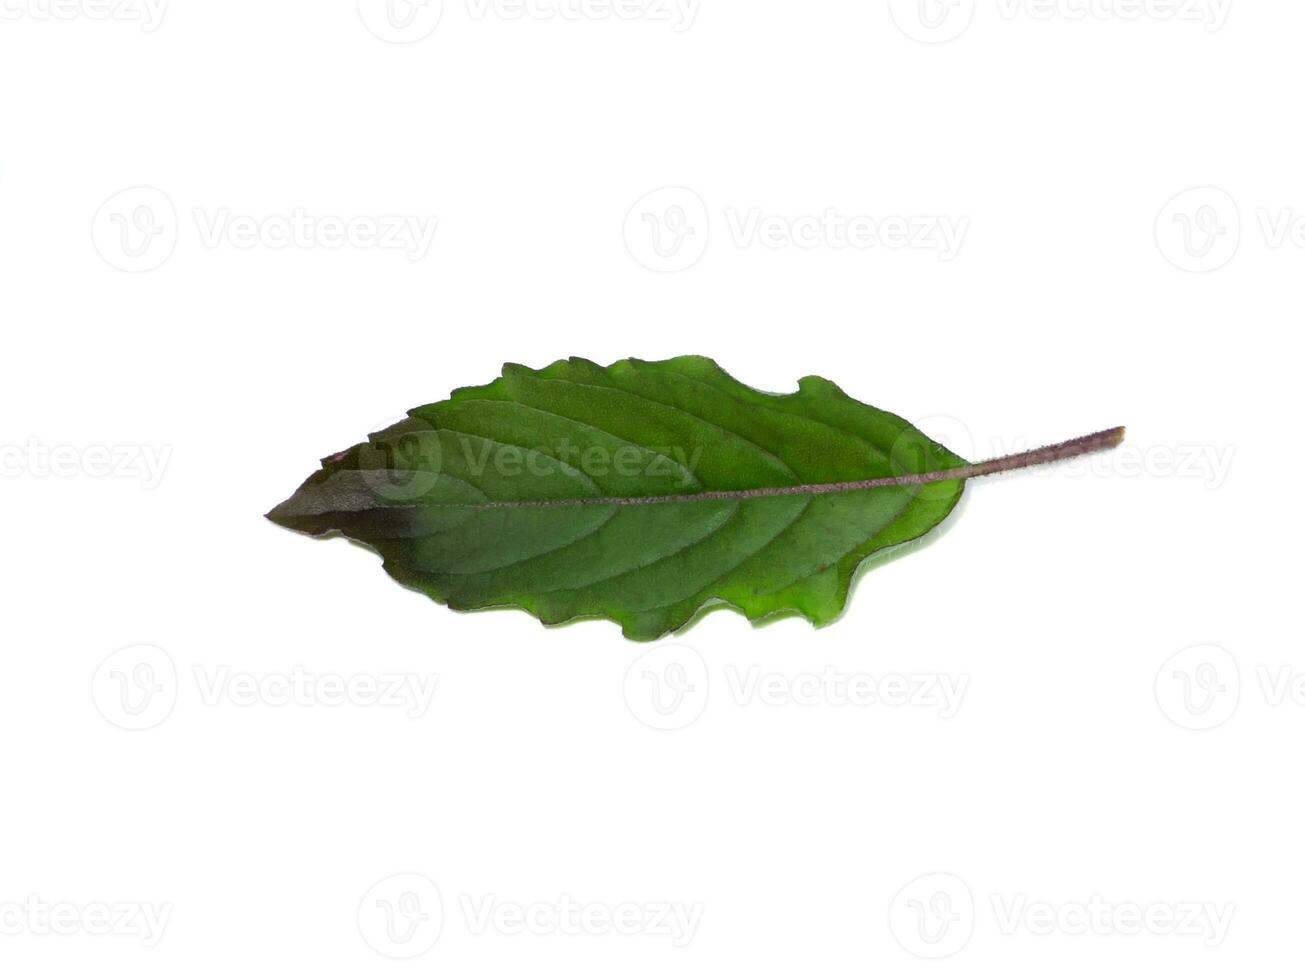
268, 356, 1118, 641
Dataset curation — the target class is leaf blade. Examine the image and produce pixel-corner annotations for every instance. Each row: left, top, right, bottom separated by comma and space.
269, 356, 969, 640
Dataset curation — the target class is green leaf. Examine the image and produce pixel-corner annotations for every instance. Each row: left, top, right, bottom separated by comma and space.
267, 356, 1058, 640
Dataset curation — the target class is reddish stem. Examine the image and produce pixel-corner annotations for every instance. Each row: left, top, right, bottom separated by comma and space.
479, 426, 1127, 509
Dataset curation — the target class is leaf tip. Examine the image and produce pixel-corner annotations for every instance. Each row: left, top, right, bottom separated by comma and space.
265, 497, 297, 530
265, 487, 326, 535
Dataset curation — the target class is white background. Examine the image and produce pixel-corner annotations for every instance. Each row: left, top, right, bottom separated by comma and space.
1, 1, 1298, 976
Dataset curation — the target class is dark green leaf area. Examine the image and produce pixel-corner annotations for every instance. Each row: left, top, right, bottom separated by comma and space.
268, 356, 967, 640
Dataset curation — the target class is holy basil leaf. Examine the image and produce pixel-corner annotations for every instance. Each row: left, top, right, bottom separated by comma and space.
268, 356, 1083, 640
